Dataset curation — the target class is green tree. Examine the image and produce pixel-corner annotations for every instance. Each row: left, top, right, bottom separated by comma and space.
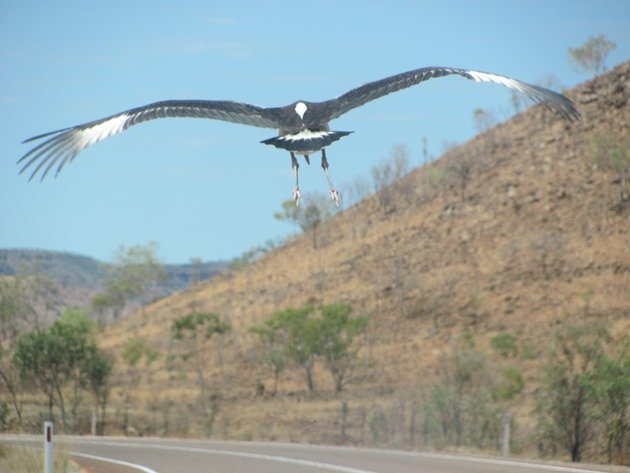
171, 312, 230, 435
568, 35, 616, 75
13, 310, 102, 432
13, 330, 55, 420
265, 306, 321, 393
100, 242, 166, 319
537, 322, 608, 462
281, 306, 321, 394
0, 278, 27, 424
249, 320, 287, 395
81, 347, 113, 435
0, 266, 57, 331
0, 346, 21, 426
587, 343, 629, 464
318, 303, 368, 394
0, 278, 22, 340
253, 304, 368, 395
56, 310, 99, 432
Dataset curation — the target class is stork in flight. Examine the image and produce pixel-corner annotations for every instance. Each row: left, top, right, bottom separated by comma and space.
18, 66, 578, 206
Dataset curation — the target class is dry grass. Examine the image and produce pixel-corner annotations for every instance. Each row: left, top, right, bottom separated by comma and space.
0, 444, 77, 473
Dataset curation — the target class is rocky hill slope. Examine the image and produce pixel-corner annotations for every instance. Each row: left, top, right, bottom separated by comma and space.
97, 63, 629, 452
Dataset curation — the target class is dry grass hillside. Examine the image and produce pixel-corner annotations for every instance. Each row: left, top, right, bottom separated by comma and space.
97, 63, 629, 453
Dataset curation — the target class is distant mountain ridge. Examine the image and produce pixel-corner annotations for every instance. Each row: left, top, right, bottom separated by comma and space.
0, 249, 108, 289
0, 248, 228, 310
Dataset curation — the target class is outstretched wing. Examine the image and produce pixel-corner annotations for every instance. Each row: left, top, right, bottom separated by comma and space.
320, 66, 579, 122
18, 99, 282, 181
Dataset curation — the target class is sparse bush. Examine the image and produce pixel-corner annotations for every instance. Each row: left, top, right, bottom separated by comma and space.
568, 35, 616, 76
421, 135, 432, 165
591, 135, 630, 205
229, 244, 270, 270
274, 192, 337, 248
510, 89, 524, 114
171, 312, 229, 436
342, 174, 371, 207
425, 165, 448, 187
446, 153, 476, 200
371, 144, 412, 212
120, 337, 159, 435
369, 408, 387, 442
493, 367, 524, 401
419, 342, 504, 450
491, 332, 519, 358
473, 108, 496, 133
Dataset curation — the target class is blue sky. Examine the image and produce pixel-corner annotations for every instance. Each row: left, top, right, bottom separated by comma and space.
1, 1, 628, 264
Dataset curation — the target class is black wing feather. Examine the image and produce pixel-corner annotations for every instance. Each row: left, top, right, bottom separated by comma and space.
18, 100, 281, 181
320, 66, 579, 122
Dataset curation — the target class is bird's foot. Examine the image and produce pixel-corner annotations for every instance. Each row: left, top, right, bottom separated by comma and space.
293, 186, 301, 206
330, 188, 340, 207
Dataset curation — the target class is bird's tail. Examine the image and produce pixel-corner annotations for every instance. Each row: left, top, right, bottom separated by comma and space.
261, 131, 352, 153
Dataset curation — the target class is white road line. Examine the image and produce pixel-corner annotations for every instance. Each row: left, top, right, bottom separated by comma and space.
166, 445, 378, 473
68, 439, 379, 473
382, 451, 609, 473
70, 451, 160, 473
256, 443, 610, 473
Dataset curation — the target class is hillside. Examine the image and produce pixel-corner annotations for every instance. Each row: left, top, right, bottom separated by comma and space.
97, 64, 629, 455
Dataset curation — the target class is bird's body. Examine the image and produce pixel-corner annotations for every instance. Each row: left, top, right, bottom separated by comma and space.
19, 66, 579, 206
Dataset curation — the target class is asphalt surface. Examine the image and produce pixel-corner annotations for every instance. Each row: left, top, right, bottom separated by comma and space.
0, 436, 617, 473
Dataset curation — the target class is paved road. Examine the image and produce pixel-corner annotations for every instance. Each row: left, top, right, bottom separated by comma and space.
1, 436, 615, 473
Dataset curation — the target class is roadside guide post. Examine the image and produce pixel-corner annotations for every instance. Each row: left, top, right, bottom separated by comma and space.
44, 421, 53, 473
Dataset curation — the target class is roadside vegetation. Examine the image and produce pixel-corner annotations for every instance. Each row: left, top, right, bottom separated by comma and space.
0, 444, 74, 473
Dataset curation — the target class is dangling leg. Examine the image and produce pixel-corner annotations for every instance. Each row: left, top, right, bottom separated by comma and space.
291, 152, 300, 206
321, 148, 339, 207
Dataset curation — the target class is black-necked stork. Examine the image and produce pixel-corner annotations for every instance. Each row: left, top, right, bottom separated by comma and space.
18, 66, 578, 206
